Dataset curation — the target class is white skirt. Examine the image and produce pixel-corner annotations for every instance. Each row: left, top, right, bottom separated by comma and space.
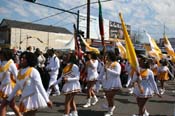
86, 75, 98, 82
19, 93, 48, 112
62, 81, 81, 94
0, 83, 13, 98
102, 77, 122, 91
133, 81, 156, 98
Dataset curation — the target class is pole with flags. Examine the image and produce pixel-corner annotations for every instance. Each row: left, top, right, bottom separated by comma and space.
115, 39, 127, 59
119, 12, 144, 93
98, 0, 109, 80
98, 0, 105, 47
73, 24, 83, 60
145, 32, 162, 65
80, 35, 100, 55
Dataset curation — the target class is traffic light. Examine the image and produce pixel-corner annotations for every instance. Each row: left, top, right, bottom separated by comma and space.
24, 0, 36, 3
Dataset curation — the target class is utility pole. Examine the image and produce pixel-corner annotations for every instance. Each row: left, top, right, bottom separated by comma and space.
86, 0, 90, 39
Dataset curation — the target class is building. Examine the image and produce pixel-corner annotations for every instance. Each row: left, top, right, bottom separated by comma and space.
79, 14, 131, 40
0, 19, 73, 52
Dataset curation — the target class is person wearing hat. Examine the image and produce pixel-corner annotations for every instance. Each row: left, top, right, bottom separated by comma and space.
132, 55, 161, 116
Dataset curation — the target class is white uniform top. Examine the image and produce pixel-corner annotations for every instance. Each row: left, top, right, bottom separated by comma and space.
97, 61, 105, 81
37, 54, 46, 68
132, 68, 159, 98
125, 61, 131, 73
0, 60, 18, 97
7, 67, 49, 106
157, 66, 169, 74
57, 63, 81, 94
46, 54, 60, 75
86, 59, 99, 81
102, 61, 122, 91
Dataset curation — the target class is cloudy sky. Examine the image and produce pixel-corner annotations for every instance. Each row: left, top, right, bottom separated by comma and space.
0, 0, 175, 42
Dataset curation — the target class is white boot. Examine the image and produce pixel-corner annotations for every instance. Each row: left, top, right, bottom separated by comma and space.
129, 87, 134, 94
62, 114, 69, 116
143, 109, 149, 116
71, 111, 78, 116
83, 98, 91, 108
104, 106, 116, 116
132, 114, 139, 116
160, 88, 165, 95
92, 95, 98, 105
46, 88, 52, 96
111, 106, 116, 112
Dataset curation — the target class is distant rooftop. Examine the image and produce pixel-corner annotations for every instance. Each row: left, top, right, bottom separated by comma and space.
0, 19, 72, 34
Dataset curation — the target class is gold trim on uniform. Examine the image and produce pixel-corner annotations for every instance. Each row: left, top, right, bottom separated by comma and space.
17, 67, 33, 80
140, 69, 148, 79
63, 64, 73, 74
0, 60, 12, 99
0, 60, 12, 72
158, 71, 169, 81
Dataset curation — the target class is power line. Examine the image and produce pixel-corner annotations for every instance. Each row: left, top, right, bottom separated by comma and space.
53, 6, 87, 26
29, 0, 112, 24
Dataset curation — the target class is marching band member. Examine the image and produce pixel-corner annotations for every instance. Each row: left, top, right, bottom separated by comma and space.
103, 51, 122, 116
95, 54, 104, 93
0, 51, 52, 116
0, 48, 22, 116
132, 55, 161, 116
51, 53, 81, 116
157, 59, 174, 95
125, 61, 135, 94
83, 52, 99, 108
150, 58, 159, 82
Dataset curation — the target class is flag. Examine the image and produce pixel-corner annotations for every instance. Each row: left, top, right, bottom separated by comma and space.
64, 36, 75, 50
115, 40, 126, 59
98, 0, 105, 46
163, 35, 174, 55
80, 36, 100, 54
163, 35, 175, 62
73, 24, 83, 59
145, 32, 162, 60
143, 44, 158, 58
119, 12, 144, 94
119, 12, 139, 71
143, 44, 151, 55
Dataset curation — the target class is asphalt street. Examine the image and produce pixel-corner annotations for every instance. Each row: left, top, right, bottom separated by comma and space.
6, 80, 175, 116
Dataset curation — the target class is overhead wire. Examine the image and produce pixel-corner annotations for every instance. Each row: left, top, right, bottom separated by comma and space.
29, 0, 113, 24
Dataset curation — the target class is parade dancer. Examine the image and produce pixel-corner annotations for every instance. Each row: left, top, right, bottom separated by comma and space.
0, 51, 52, 116
0, 48, 22, 116
83, 52, 99, 108
132, 55, 161, 116
51, 53, 81, 116
102, 51, 122, 116
157, 59, 174, 95
150, 58, 159, 82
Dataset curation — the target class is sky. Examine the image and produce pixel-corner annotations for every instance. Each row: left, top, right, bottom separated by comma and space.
0, 0, 175, 43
